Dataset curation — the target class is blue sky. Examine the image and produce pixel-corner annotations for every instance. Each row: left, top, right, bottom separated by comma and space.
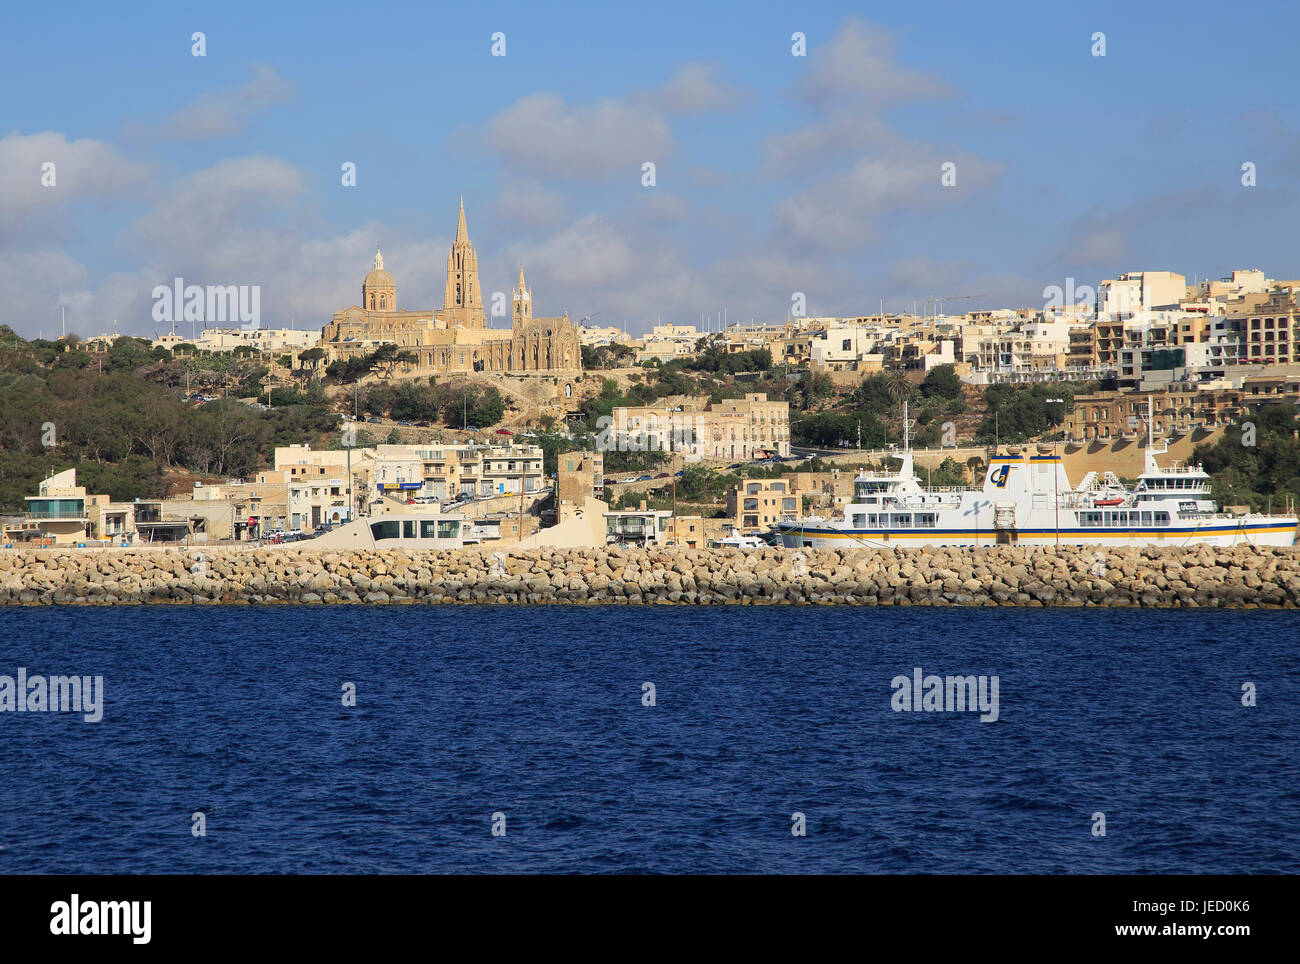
2, 0, 1298, 338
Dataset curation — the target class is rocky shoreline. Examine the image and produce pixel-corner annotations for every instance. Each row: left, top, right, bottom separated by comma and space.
0, 545, 1296, 607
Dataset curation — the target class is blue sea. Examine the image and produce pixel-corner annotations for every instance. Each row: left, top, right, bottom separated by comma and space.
1, 606, 1296, 874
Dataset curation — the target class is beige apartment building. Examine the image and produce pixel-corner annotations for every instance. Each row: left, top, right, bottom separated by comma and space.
368, 442, 545, 502
1234, 290, 1300, 365
725, 477, 799, 534
1064, 387, 1243, 441
610, 393, 790, 461
185, 471, 292, 539
971, 319, 1071, 375
1098, 271, 1186, 317
275, 443, 372, 524
557, 451, 604, 521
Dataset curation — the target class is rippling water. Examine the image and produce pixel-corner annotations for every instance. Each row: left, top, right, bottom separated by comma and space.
1, 605, 1296, 873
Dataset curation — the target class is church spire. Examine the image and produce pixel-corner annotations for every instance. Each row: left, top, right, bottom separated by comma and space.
513, 262, 532, 326
374, 246, 384, 271
444, 197, 483, 321
456, 196, 468, 243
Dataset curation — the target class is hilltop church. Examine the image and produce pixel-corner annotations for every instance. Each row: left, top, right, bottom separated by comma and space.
321, 200, 581, 375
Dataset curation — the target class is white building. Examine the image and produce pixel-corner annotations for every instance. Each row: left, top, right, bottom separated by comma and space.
1098, 271, 1186, 318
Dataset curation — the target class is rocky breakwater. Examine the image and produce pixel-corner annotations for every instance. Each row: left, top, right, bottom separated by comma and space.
0, 544, 1297, 607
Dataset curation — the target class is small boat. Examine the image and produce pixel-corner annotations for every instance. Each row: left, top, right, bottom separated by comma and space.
714, 527, 766, 549
1093, 497, 1124, 507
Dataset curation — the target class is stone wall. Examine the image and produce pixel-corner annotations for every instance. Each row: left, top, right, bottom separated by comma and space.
0, 545, 1296, 607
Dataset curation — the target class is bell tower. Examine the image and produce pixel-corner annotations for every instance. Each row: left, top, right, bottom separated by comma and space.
512, 263, 532, 330
443, 197, 484, 326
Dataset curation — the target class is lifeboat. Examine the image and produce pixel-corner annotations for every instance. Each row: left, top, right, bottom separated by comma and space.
1093, 496, 1124, 507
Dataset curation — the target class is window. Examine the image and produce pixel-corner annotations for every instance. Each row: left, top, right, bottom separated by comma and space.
370, 521, 400, 541
852, 514, 866, 528
437, 521, 459, 539
1080, 512, 1102, 527
915, 513, 937, 528
1140, 512, 1152, 526
782, 498, 796, 512
403, 520, 416, 539
747, 483, 761, 494
420, 520, 439, 538
892, 513, 912, 528
744, 498, 758, 511
1154, 512, 1170, 526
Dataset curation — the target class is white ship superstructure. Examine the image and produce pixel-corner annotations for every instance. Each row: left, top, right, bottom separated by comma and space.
776, 399, 1296, 549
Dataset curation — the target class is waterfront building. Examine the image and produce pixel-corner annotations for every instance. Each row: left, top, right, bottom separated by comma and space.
604, 506, 674, 546
12, 469, 138, 546
556, 451, 604, 521
725, 477, 799, 535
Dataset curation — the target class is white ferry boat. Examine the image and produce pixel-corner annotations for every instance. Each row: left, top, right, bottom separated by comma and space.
776, 400, 1296, 550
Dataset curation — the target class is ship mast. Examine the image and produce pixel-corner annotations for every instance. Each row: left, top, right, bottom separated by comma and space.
1143, 394, 1168, 474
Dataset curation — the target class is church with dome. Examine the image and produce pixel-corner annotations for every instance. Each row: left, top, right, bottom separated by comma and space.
320, 199, 581, 376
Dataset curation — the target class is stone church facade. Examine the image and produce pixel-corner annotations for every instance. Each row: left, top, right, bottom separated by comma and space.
321, 199, 581, 375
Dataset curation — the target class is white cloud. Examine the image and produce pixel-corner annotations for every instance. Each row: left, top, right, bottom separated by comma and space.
650, 62, 744, 114
797, 19, 951, 107
509, 214, 639, 289
495, 180, 566, 228
157, 65, 295, 141
761, 114, 892, 173
486, 93, 674, 180
775, 147, 1002, 250
128, 155, 306, 252
0, 131, 150, 229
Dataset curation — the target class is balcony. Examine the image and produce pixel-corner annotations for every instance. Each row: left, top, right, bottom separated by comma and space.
27, 510, 88, 521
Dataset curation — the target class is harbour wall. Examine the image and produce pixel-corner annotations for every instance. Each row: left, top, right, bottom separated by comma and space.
0, 545, 1296, 607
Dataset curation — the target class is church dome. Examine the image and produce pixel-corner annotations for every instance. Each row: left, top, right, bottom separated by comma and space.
364, 266, 395, 288
363, 247, 396, 289
362, 247, 397, 311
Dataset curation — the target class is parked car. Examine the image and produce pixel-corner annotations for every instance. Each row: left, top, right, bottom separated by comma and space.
655, 472, 671, 479
415, 420, 430, 427
638, 475, 654, 482
495, 428, 513, 436
620, 476, 637, 484
396, 420, 413, 426
464, 426, 479, 432
367, 416, 382, 424
674, 470, 685, 477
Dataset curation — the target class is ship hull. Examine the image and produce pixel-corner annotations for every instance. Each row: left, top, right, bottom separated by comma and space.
777, 520, 1297, 549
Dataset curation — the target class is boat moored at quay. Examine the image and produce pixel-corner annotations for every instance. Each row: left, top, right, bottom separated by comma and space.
776, 402, 1296, 550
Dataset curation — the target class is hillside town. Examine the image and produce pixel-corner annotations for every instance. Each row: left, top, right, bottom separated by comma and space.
5, 251, 1300, 552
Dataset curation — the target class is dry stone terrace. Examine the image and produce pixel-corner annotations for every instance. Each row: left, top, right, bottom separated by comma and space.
0, 545, 1296, 608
